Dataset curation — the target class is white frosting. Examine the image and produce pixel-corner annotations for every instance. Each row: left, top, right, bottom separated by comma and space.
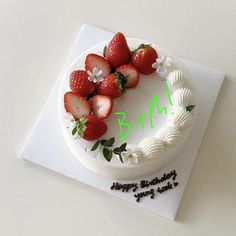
156, 126, 181, 145
58, 38, 196, 179
169, 108, 193, 129
139, 137, 165, 159
64, 112, 76, 129
171, 87, 193, 107
167, 69, 185, 90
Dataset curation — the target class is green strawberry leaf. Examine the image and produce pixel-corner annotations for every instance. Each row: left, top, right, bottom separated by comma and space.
186, 105, 195, 112
91, 140, 100, 151
72, 126, 77, 136
131, 44, 150, 55
103, 148, 113, 162
103, 45, 107, 57
115, 72, 126, 93
102, 137, 115, 147
138, 43, 145, 49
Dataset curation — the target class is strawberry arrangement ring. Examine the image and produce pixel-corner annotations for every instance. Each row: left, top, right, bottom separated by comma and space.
58, 33, 196, 179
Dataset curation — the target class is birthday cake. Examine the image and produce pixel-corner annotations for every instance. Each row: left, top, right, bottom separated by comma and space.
58, 32, 196, 180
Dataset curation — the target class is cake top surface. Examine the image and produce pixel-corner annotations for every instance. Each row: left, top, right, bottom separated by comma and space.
58, 33, 196, 172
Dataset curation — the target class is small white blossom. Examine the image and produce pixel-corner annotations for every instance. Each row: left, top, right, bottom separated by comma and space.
65, 112, 76, 129
121, 148, 132, 158
87, 66, 104, 83
152, 56, 172, 79
121, 148, 143, 165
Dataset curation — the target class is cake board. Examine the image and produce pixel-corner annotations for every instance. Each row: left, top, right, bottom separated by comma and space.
19, 24, 224, 220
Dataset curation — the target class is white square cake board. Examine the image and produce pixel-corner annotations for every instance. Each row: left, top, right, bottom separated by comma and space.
20, 24, 224, 220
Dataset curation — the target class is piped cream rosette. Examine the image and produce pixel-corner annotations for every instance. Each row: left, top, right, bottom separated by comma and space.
124, 64, 195, 163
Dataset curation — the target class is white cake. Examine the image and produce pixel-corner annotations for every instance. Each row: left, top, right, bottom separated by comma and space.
58, 37, 196, 180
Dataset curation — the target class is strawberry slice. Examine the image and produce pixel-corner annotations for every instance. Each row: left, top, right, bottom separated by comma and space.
64, 92, 91, 120
91, 95, 113, 119
85, 54, 111, 78
116, 64, 140, 88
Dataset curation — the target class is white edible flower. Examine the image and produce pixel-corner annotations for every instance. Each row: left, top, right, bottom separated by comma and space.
152, 55, 172, 79
121, 148, 132, 158
87, 66, 104, 83
121, 147, 143, 165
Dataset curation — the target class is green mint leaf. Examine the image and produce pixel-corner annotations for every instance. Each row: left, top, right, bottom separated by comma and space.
119, 143, 127, 152
103, 45, 107, 57
103, 148, 113, 162
103, 137, 115, 147
109, 149, 113, 161
91, 140, 100, 151
186, 105, 195, 112
113, 147, 121, 154
118, 154, 124, 163
100, 139, 107, 145
72, 126, 77, 136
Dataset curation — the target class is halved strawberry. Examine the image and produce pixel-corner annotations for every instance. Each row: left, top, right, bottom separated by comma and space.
85, 53, 111, 78
64, 92, 91, 120
116, 64, 140, 88
91, 95, 113, 119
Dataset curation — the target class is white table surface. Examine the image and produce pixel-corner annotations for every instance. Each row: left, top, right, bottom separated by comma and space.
0, 0, 235, 235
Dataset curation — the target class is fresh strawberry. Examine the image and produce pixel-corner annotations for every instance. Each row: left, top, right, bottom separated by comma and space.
85, 53, 111, 78
97, 72, 126, 99
74, 115, 107, 141
116, 64, 140, 88
131, 44, 158, 75
64, 92, 91, 120
70, 70, 96, 97
105, 32, 130, 68
91, 95, 113, 119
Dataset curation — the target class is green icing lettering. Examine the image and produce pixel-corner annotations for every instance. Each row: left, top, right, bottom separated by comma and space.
115, 112, 132, 142
149, 94, 167, 128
